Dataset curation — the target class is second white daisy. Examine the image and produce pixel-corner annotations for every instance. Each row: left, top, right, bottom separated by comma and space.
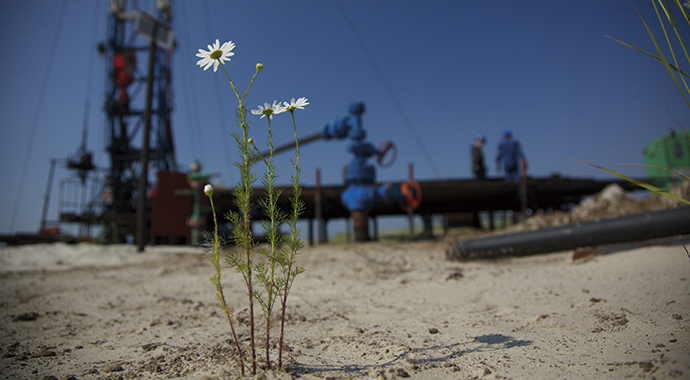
251, 101, 286, 119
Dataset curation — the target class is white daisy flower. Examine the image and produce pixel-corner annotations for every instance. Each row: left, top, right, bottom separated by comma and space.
196, 39, 235, 72
284, 97, 309, 113
251, 101, 286, 119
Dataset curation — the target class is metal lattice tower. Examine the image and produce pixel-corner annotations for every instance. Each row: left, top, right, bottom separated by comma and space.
101, 0, 176, 243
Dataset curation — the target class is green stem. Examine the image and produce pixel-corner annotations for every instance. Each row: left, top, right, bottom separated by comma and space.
265, 117, 277, 367
291, 112, 301, 169
219, 62, 242, 104
242, 130, 257, 375
235, 105, 257, 375
241, 68, 261, 101
209, 196, 245, 376
278, 111, 302, 369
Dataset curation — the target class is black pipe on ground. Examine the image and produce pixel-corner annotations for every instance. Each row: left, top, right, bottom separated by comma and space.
447, 206, 690, 261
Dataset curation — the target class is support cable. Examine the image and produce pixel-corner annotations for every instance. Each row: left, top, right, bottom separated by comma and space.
10, 0, 70, 233
332, 0, 442, 178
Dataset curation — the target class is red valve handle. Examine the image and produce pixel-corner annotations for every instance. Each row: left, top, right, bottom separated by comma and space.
399, 180, 422, 211
376, 140, 397, 168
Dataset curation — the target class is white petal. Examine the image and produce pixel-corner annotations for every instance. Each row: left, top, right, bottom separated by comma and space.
220, 41, 235, 52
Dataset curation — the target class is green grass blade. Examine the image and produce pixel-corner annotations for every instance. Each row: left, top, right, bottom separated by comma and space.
606, 36, 690, 78
643, 3, 687, 94
664, 0, 690, 98
617, 162, 690, 181
655, 0, 690, 101
659, 0, 677, 28
646, 1, 690, 107
572, 159, 690, 205
668, 0, 690, 25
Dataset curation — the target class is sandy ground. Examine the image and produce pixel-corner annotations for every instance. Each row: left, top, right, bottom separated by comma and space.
0, 238, 689, 380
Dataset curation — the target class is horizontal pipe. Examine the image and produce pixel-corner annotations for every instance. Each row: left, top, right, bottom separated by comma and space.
261, 131, 323, 158
447, 206, 690, 260
210, 178, 648, 221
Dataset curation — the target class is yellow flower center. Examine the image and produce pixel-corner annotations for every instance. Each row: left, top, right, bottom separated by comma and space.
209, 49, 223, 60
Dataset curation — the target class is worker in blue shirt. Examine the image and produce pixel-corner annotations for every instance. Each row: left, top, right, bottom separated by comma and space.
496, 129, 526, 182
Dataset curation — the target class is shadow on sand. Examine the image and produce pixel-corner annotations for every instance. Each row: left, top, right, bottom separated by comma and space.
292, 333, 532, 377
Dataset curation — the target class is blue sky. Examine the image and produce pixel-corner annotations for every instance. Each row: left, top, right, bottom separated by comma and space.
1, 0, 689, 235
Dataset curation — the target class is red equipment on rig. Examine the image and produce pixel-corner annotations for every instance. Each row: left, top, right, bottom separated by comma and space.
113, 49, 136, 112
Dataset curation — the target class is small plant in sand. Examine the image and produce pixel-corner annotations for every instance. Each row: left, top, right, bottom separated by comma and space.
578, 0, 690, 206
196, 39, 307, 375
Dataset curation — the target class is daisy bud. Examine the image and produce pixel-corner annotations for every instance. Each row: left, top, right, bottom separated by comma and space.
256, 63, 264, 72
248, 138, 254, 145
204, 184, 214, 197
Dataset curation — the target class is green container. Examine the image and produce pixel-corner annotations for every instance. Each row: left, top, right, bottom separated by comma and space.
643, 130, 690, 190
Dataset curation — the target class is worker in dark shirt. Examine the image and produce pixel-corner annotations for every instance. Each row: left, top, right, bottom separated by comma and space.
471, 134, 487, 180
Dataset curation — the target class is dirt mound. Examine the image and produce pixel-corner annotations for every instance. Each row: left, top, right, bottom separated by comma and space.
510, 180, 690, 232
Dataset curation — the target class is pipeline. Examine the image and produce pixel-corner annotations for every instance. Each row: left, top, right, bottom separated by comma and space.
447, 206, 690, 261
261, 131, 323, 158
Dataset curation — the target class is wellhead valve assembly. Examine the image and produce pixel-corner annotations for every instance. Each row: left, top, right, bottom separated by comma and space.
263, 101, 421, 241
320, 102, 421, 241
